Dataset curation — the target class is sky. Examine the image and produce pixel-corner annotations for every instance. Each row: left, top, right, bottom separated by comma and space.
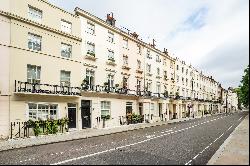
48, 0, 249, 89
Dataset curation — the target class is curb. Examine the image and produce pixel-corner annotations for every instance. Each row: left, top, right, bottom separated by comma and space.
207, 114, 249, 165
0, 121, 169, 152
0, 113, 223, 152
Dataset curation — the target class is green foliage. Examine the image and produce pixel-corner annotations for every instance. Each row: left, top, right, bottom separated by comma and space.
237, 65, 249, 108
45, 119, 58, 134
131, 113, 143, 123
87, 51, 95, 57
101, 115, 110, 120
204, 110, 209, 115
27, 118, 69, 136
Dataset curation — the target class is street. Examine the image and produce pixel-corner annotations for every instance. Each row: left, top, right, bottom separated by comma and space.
0, 111, 248, 165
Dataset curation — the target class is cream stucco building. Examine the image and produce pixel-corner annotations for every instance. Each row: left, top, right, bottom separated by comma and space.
0, 0, 239, 139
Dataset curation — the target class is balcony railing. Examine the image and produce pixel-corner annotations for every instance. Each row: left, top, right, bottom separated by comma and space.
15, 80, 81, 96
81, 84, 169, 98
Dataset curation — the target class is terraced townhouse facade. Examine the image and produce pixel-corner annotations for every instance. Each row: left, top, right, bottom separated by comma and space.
0, 0, 238, 139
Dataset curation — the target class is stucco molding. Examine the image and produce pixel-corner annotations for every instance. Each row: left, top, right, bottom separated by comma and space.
0, 10, 82, 42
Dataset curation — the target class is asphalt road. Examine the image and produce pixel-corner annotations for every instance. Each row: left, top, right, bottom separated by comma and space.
0, 111, 248, 165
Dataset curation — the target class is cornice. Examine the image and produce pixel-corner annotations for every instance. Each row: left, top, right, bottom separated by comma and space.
0, 10, 82, 42
75, 7, 173, 61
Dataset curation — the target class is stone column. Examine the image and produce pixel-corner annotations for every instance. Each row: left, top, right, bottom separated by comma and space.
166, 103, 169, 121
180, 104, 183, 119
162, 102, 166, 121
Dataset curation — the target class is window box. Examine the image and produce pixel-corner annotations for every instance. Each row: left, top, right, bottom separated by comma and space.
106, 59, 116, 66
85, 52, 97, 61
136, 69, 143, 74
122, 65, 131, 70
146, 73, 152, 76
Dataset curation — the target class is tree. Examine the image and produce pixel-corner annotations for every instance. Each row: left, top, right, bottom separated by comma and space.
237, 65, 249, 108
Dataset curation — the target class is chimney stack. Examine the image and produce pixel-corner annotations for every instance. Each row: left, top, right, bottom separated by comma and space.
163, 48, 168, 55
106, 12, 116, 26
131, 32, 139, 39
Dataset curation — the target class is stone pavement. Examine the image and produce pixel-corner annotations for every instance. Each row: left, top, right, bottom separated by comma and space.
0, 114, 209, 152
207, 114, 249, 165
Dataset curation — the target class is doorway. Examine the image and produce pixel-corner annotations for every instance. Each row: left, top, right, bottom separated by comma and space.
81, 100, 91, 128
158, 103, 162, 117
68, 103, 77, 129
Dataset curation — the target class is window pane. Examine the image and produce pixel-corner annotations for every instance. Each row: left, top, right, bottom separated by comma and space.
28, 33, 41, 51
61, 20, 72, 33
61, 43, 72, 58
28, 6, 42, 23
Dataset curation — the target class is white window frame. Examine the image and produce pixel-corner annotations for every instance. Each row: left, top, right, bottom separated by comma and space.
27, 64, 41, 84
123, 39, 128, 49
28, 103, 58, 121
60, 70, 71, 86
28, 33, 42, 51
108, 31, 114, 43
156, 83, 161, 93
157, 68, 160, 75
146, 63, 151, 73
108, 50, 114, 60
28, 5, 42, 23
137, 44, 141, 54
61, 43, 72, 58
150, 103, 155, 115
61, 19, 72, 33
101, 101, 111, 118
137, 60, 141, 69
86, 69, 95, 86
87, 22, 95, 35
123, 56, 128, 66
107, 74, 114, 87
87, 42, 95, 54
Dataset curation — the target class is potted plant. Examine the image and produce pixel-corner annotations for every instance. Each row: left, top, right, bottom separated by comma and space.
163, 91, 169, 97
175, 92, 180, 99
81, 79, 89, 90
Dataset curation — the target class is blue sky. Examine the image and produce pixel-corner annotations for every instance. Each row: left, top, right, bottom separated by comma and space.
48, 0, 249, 89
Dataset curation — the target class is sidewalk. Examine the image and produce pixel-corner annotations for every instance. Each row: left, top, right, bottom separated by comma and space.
207, 114, 249, 165
0, 114, 210, 152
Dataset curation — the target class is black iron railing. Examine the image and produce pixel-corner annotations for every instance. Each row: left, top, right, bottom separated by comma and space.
10, 120, 69, 139
81, 84, 169, 98
15, 80, 81, 96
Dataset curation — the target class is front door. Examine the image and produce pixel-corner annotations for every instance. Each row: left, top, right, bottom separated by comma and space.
68, 104, 77, 128
81, 100, 91, 128
158, 103, 162, 117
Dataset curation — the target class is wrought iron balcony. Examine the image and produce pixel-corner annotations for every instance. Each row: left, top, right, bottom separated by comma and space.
15, 80, 81, 96
81, 84, 168, 99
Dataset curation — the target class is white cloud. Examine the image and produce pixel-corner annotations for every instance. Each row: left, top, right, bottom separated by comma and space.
49, 0, 249, 88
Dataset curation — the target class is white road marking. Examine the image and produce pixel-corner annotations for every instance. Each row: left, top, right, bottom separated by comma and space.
218, 133, 224, 139
227, 125, 233, 131
238, 117, 242, 121
193, 154, 199, 159
185, 160, 192, 165
213, 137, 219, 143
146, 135, 155, 138
50, 115, 230, 165
204, 146, 209, 149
